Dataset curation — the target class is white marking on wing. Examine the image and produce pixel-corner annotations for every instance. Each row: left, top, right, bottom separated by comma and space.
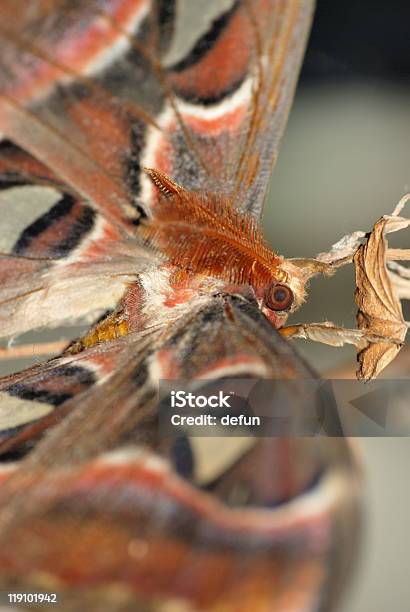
175, 77, 252, 121
0, 391, 53, 432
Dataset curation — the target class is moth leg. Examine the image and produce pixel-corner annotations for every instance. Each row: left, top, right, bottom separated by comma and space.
280, 322, 403, 350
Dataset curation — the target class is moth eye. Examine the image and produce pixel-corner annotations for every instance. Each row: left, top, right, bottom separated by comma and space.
265, 283, 294, 311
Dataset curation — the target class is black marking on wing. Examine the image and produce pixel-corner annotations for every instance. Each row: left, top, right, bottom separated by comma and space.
12, 193, 75, 252
168, 1, 239, 73
157, 0, 177, 54
12, 193, 96, 258
53, 205, 95, 256
0, 365, 96, 457
6, 365, 96, 407
170, 435, 194, 479
0, 448, 28, 462
126, 120, 149, 223
133, 360, 149, 388
6, 387, 71, 407
174, 73, 246, 106
0, 139, 18, 154
0, 176, 30, 190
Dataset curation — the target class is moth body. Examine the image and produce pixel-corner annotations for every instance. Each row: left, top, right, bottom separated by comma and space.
141, 169, 308, 330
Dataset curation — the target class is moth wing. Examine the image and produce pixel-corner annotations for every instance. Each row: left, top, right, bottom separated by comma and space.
164, 0, 315, 217
0, 0, 314, 222
0, 144, 154, 339
0, 295, 360, 609
0, 0, 313, 340
0, 0, 157, 227
0, 330, 147, 456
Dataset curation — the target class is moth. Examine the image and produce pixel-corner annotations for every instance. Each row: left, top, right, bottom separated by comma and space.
0, 1, 362, 610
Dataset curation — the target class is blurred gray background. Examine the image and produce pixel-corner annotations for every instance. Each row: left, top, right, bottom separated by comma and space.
266, 86, 410, 612
265, 2, 410, 609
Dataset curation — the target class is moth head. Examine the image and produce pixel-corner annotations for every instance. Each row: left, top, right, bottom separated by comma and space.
260, 261, 307, 328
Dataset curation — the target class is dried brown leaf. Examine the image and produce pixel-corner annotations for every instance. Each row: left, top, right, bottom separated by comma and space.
354, 212, 410, 380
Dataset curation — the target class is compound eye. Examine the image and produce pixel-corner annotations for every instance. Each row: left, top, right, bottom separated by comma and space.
265, 283, 294, 311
